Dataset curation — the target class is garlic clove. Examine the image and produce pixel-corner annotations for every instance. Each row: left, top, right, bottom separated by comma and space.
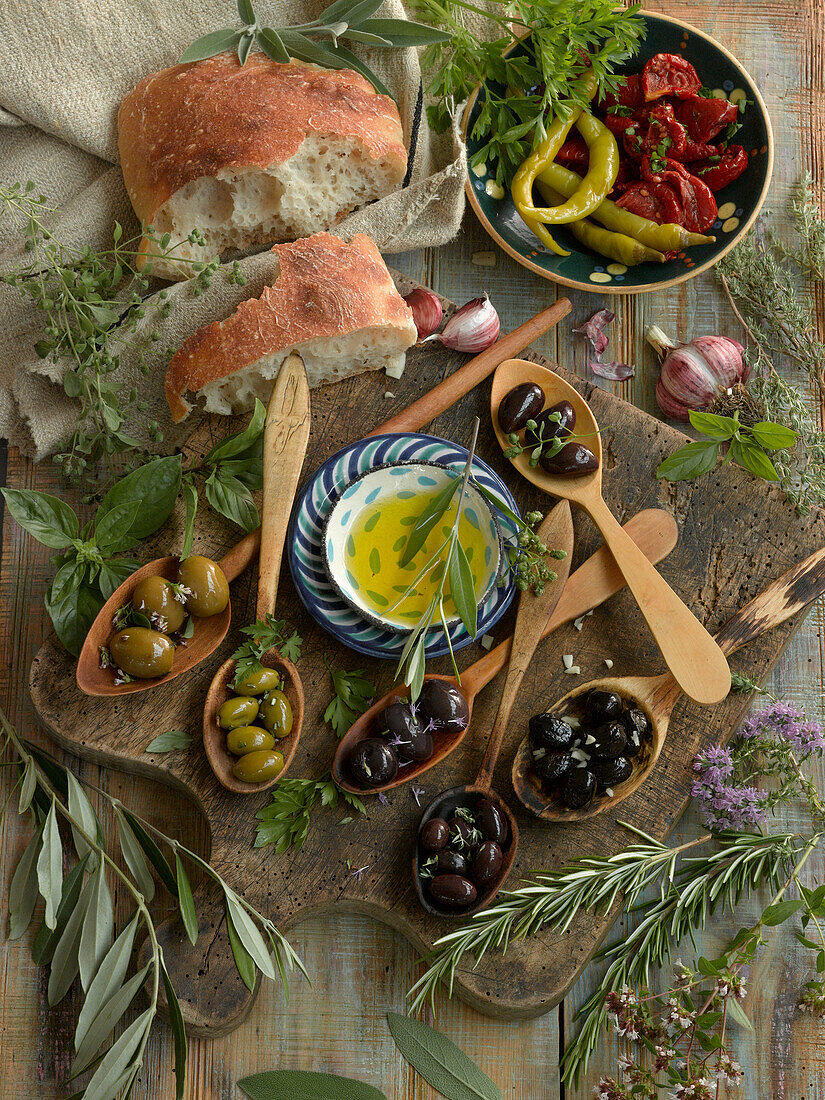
402, 288, 442, 341
436, 294, 500, 353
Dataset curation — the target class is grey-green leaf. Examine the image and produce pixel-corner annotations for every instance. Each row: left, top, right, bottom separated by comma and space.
1, 488, 79, 548
317, 40, 393, 97
119, 809, 178, 897
356, 18, 451, 45
238, 1069, 388, 1100
49, 873, 94, 1005
115, 808, 155, 902
161, 956, 188, 1100
78, 862, 114, 991
82, 1006, 153, 1100
257, 27, 290, 62
180, 28, 243, 64
448, 541, 477, 639
725, 995, 755, 1032
18, 757, 37, 815
237, 0, 256, 24
32, 855, 89, 966
399, 477, 460, 566
9, 824, 44, 940
73, 962, 150, 1075
386, 1013, 503, 1100
225, 890, 275, 978
226, 902, 257, 992
176, 853, 198, 946
238, 30, 255, 64
37, 799, 63, 929
66, 770, 101, 868
145, 729, 192, 753
75, 913, 140, 1054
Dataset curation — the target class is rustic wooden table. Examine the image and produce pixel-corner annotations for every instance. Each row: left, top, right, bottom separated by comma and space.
1, 2, 824, 1097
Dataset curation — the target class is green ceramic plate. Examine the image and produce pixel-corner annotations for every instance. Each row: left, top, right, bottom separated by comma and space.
463, 10, 773, 294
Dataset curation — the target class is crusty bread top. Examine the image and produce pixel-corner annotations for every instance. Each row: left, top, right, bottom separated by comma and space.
118, 54, 407, 226
165, 232, 416, 421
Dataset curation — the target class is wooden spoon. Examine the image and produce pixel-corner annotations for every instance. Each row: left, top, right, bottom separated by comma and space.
203, 355, 310, 795
76, 529, 261, 697
414, 502, 574, 918
331, 506, 679, 794
513, 544, 825, 822
491, 358, 731, 706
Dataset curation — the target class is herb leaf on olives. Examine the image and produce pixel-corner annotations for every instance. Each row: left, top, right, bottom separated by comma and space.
231, 614, 302, 690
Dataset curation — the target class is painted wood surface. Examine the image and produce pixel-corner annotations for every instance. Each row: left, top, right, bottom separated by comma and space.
1, 2, 824, 1099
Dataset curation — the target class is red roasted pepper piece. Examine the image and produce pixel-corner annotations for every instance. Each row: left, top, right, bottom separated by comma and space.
691, 144, 749, 191
641, 104, 688, 160
681, 137, 721, 162
644, 158, 717, 232
615, 180, 685, 224
675, 94, 739, 143
641, 54, 701, 101
556, 135, 590, 168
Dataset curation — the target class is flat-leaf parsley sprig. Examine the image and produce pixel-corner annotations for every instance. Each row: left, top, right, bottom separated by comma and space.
231, 615, 302, 690
323, 665, 377, 738
254, 773, 367, 852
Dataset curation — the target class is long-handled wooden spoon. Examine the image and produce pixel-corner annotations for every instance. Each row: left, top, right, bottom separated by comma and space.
331, 506, 679, 794
491, 358, 731, 706
203, 355, 310, 795
513, 544, 825, 822
414, 502, 574, 918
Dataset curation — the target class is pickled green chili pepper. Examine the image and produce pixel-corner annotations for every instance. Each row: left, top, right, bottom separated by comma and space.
520, 114, 620, 224
538, 183, 666, 266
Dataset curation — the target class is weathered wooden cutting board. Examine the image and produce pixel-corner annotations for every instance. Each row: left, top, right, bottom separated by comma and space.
27, 277, 825, 1036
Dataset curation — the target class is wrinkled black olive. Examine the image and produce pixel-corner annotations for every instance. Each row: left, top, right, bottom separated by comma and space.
622, 707, 650, 760
586, 690, 623, 722
533, 749, 573, 782
540, 441, 599, 477
420, 817, 449, 852
436, 850, 469, 876
498, 382, 545, 434
472, 841, 504, 887
348, 738, 398, 788
589, 721, 627, 760
526, 400, 576, 446
448, 816, 476, 848
429, 874, 477, 909
529, 713, 575, 752
561, 768, 597, 809
590, 755, 633, 792
476, 797, 509, 845
418, 680, 470, 733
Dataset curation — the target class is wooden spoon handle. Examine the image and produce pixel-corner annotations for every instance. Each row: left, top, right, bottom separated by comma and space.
475, 502, 574, 791
218, 528, 262, 583
459, 507, 679, 700
371, 299, 571, 437
585, 494, 730, 706
714, 545, 825, 656
256, 355, 311, 621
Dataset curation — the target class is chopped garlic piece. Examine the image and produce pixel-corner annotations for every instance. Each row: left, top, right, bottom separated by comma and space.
585, 734, 596, 745
604, 659, 614, 669
480, 634, 494, 651
562, 653, 574, 669
383, 391, 395, 399
605, 787, 614, 798
565, 665, 581, 675
471, 251, 497, 267
565, 715, 581, 729
571, 747, 589, 762
385, 361, 406, 379
573, 617, 584, 631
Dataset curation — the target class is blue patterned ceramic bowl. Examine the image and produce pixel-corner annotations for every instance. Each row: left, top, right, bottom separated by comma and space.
323, 461, 503, 633
288, 434, 519, 660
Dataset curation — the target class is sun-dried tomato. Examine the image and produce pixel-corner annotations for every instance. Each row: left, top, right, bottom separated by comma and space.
615, 180, 684, 224
681, 137, 721, 162
556, 135, 589, 168
675, 94, 739, 143
599, 73, 645, 110
690, 144, 749, 191
641, 104, 688, 160
647, 159, 718, 232
641, 54, 701, 101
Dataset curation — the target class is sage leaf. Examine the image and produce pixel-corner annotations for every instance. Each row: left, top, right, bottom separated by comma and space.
73, 963, 151, 1076
238, 30, 255, 64
45, 579, 105, 657
119, 809, 178, 897
175, 853, 199, 946
8, 824, 44, 940
1, 488, 79, 548
319, 40, 393, 98
37, 798, 64, 929
278, 29, 355, 71
342, 29, 393, 46
66, 770, 101, 868
238, 1069, 388, 1100
655, 440, 719, 482
18, 756, 37, 814
258, 27, 290, 62
82, 1006, 153, 1100
205, 469, 260, 532
78, 861, 114, 991
762, 898, 804, 925
145, 729, 192, 753
161, 957, 188, 1100
75, 913, 140, 1053
97, 455, 182, 544
688, 410, 739, 440
226, 901, 257, 992
115, 807, 155, 902
181, 478, 198, 561
328, 0, 384, 24
356, 17, 451, 45
237, 0, 256, 23
225, 889, 275, 978
49, 873, 94, 1005
447, 541, 477, 638
749, 421, 799, 451
204, 399, 266, 464
98, 558, 141, 601
93, 500, 141, 555
399, 476, 460, 565
386, 1013, 503, 1100
179, 28, 243, 63
730, 436, 780, 481
32, 855, 89, 966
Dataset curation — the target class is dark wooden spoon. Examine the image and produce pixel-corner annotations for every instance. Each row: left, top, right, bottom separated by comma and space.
414, 502, 574, 918
203, 355, 310, 795
331, 506, 679, 794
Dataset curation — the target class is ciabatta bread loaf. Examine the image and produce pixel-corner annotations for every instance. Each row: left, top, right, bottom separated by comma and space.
119, 55, 407, 281
165, 232, 417, 422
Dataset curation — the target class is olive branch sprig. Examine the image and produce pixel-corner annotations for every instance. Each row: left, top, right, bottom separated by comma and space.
1, 707, 305, 1100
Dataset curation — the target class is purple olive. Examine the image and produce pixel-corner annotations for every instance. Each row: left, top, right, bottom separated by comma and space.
476, 797, 509, 845
471, 841, 503, 887
622, 708, 650, 759
436, 850, 469, 876
418, 680, 470, 734
348, 738, 398, 788
420, 817, 449, 852
498, 382, 545, 434
526, 400, 576, 445
540, 441, 599, 477
448, 816, 477, 849
429, 874, 478, 909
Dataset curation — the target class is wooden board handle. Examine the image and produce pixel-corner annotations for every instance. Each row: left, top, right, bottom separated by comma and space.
371, 299, 571, 437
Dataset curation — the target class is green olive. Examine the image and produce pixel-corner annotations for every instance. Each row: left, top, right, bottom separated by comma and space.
226, 726, 275, 756
131, 575, 186, 633
109, 627, 174, 679
231, 749, 284, 784
177, 555, 229, 617
218, 696, 259, 730
258, 690, 293, 739
233, 666, 282, 696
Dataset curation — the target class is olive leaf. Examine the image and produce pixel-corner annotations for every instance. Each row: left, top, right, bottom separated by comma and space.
48, 873, 94, 1005
74, 912, 140, 1053
175, 852, 199, 946
77, 861, 114, 991
72, 962, 151, 1076
36, 798, 64, 929
114, 807, 156, 902
118, 809, 179, 897
8, 824, 44, 940
18, 756, 37, 815
66, 769, 102, 868
386, 1013, 503, 1100
399, 476, 461, 566
225, 889, 275, 979
81, 1006, 153, 1100
31, 855, 89, 966
0, 488, 79, 548
146, 729, 192, 753
238, 1070, 388, 1100
161, 956, 188, 1100
226, 901, 257, 992
448, 541, 477, 639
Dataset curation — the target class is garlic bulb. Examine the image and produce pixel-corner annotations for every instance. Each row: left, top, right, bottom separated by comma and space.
436, 294, 500, 353
402, 288, 442, 340
646, 325, 749, 421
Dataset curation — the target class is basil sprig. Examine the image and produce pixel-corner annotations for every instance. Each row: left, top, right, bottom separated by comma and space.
656, 410, 798, 484
180, 0, 450, 98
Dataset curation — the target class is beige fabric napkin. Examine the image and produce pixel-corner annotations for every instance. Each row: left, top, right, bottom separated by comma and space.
0, 0, 467, 458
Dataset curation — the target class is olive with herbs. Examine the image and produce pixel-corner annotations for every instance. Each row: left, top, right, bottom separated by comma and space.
436, 850, 469, 876
448, 816, 476, 848
258, 689, 293, 739
218, 696, 260, 730
529, 713, 575, 753
109, 627, 174, 679
526, 400, 576, 446
476, 797, 509, 845
349, 738, 398, 788
177, 555, 229, 617
591, 756, 633, 791
622, 708, 650, 758
420, 818, 449, 852
398, 726, 434, 764
540, 441, 599, 477
471, 841, 503, 887
231, 748, 284, 784
561, 768, 597, 809
418, 680, 470, 734
429, 874, 477, 909
533, 749, 573, 783
498, 382, 545, 434
226, 726, 275, 756
132, 576, 187, 633
589, 721, 627, 760
234, 666, 282, 696
586, 690, 623, 722
381, 701, 420, 742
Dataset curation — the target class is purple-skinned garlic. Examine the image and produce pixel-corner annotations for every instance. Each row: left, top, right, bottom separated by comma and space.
647, 325, 748, 420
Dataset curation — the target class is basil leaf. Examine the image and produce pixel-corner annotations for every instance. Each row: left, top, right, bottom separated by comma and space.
93, 500, 140, 555
749, 421, 799, 451
448, 542, 477, 639
219, 450, 264, 489
258, 26, 290, 62
386, 1013, 503, 1100
8, 824, 44, 940
357, 17, 451, 44
399, 476, 461, 565
688, 410, 739, 440
204, 400, 266, 464
78, 861, 114, 991
181, 479, 198, 561
205, 469, 260, 532
1, 488, 79, 548
175, 853, 199, 946
74, 913, 140, 1055
119, 809, 178, 897
45, 579, 104, 657
238, 1070, 388, 1100
161, 958, 188, 1100
31, 855, 89, 966
730, 437, 780, 481
226, 901, 257, 992
146, 729, 192, 753
180, 28, 243, 63
98, 558, 141, 601
655, 440, 719, 482
49, 556, 85, 606
97, 455, 182, 545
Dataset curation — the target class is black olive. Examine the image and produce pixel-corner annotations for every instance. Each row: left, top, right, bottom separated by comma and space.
529, 713, 575, 752
448, 816, 477, 849
406, 726, 435, 763
420, 818, 449, 852
540, 441, 599, 477
418, 680, 470, 734
381, 701, 420, 742
622, 707, 650, 760
471, 841, 504, 887
498, 382, 544, 434
436, 850, 469, 876
561, 768, 597, 808
348, 738, 398, 788
590, 756, 633, 792
525, 400, 576, 445
532, 749, 573, 782
588, 721, 627, 760
476, 797, 509, 845
585, 690, 623, 722
429, 874, 478, 909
